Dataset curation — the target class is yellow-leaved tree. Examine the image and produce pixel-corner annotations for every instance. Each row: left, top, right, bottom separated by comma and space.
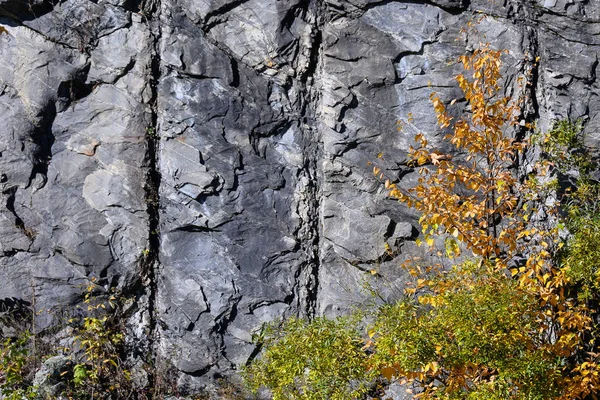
372, 44, 600, 399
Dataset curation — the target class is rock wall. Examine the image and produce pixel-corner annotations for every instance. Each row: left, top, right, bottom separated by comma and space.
0, 0, 599, 394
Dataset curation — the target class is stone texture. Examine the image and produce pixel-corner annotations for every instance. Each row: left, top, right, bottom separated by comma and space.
0, 0, 599, 396
0, 13, 153, 328
155, 0, 320, 386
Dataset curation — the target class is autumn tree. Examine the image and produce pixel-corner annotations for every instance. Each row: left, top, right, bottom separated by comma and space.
244, 45, 600, 399
369, 44, 600, 398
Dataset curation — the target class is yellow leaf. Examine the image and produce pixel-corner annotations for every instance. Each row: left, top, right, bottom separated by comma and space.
381, 366, 396, 381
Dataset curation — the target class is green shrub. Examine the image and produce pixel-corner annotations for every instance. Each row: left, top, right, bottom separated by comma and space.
542, 119, 591, 174
243, 317, 375, 400
0, 331, 38, 400
64, 283, 132, 399
546, 121, 600, 301
370, 262, 562, 399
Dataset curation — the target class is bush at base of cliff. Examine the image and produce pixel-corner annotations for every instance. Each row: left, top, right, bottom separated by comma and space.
60, 283, 136, 400
0, 284, 136, 400
369, 262, 563, 399
243, 316, 376, 400
0, 332, 38, 400
243, 263, 566, 399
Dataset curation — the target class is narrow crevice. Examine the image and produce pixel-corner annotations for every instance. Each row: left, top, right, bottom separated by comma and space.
168, 68, 219, 81
337, 92, 358, 123
172, 225, 220, 233
121, 0, 145, 14
56, 63, 94, 110
139, 0, 162, 396
109, 58, 137, 85
584, 57, 598, 85
323, 54, 365, 63
25, 102, 57, 192
229, 57, 240, 87
300, 21, 322, 88
508, 1, 541, 186
184, 365, 212, 378
300, 0, 324, 319
514, 4, 540, 146
1, 249, 25, 257
526, 28, 540, 122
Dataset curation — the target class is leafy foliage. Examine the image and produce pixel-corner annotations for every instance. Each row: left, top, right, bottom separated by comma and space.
387, 44, 526, 261
243, 317, 375, 400
0, 332, 38, 400
370, 264, 565, 399
541, 119, 591, 174
65, 281, 132, 399
545, 120, 600, 300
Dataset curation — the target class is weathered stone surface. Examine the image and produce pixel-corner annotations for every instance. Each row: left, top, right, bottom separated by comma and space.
0, 0, 600, 397
155, 0, 319, 384
0, 16, 153, 329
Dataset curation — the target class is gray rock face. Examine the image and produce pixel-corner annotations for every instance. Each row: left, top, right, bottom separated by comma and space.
155, 0, 320, 385
0, 0, 599, 395
33, 355, 72, 398
0, 10, 153, 332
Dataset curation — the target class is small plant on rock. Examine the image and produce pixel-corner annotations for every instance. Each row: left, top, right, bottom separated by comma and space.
65, 280, 132, 399
0, 331, 38, 400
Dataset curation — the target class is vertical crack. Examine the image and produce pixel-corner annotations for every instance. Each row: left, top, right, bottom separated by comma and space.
139, 0, 162, 396
509, 1, 541, 188
304, 140, 322, 319
514, 2, 540, 143
301, 0, 324, 318
522, 27, 540, 126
